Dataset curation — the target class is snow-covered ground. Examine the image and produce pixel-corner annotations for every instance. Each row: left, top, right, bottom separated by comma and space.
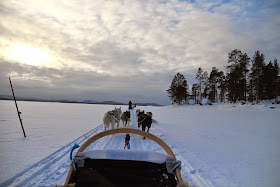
0, 100, 279, 186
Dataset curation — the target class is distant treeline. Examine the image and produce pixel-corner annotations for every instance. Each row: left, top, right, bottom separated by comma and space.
167, 49, 279, 105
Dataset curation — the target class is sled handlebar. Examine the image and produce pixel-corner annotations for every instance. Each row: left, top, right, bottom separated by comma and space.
64, 128, 182, 185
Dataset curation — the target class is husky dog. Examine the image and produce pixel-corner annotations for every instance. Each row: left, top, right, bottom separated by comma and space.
146, 112, 158, 124
135, 109, 141, 122
146, 112, 152, 118
103, 107, 122, 131
121, 111, 131, 127
138, 113, 152, 137
136, 110, 145, 128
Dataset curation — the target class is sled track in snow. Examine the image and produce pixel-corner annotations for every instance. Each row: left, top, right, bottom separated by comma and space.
151, 126, 214, 187
0, 125, 103, 187
176, 154, 214, 187
1, 108, 213, 187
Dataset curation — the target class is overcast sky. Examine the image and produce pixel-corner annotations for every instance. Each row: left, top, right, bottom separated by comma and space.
0, 0, 279, 105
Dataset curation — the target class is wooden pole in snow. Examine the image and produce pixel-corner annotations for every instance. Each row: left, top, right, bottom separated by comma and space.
9, 77, 26, 137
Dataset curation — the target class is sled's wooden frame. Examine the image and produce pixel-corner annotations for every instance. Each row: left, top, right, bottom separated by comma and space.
64, 128, 183, 185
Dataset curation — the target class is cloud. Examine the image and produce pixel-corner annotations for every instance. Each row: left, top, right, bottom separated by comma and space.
0, 0, 279, 105
0, 59, 171, 104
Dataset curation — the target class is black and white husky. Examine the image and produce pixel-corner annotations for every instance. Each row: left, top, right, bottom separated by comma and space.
121, 111, 131, 127
136, 109, 145, 128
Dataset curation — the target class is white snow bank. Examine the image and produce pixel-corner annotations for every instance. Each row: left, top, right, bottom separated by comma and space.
202, 99, 212, 105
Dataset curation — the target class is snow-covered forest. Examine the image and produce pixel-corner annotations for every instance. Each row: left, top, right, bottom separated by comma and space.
167, 49, 279, 105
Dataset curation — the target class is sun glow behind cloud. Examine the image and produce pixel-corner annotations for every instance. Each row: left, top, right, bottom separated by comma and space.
8, 44, 52, 66
0, 0, 279, 105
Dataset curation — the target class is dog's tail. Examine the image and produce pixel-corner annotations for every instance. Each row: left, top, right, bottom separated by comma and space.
152, 119, 158, 124
103, 113, 110, 128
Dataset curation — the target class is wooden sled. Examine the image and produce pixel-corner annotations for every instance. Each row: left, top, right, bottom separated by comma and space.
64, 128, 183, 187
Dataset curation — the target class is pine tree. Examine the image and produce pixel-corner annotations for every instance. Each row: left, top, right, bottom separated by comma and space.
264, 61, 275, 99
239, 53, 250, 101
208, 68, 226, 103
226, 49, 242, 102
218, 72, 226, 103
195, 68, 203, 104
209, 67, 219, 102
191, 83, 200, 104
226, 49, 249, 102
166, 72, 189, 105
249, 51, 266, 102
263, 59, 279, 100
273, 59, 279, 103
202, 71, 209, 99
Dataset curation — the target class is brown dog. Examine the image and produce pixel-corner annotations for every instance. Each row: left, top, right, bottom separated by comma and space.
146, 112, 158, 124
146, 112, 153, 118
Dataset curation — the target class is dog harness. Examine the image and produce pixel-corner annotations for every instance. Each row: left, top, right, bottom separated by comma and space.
108, 111, 117, 117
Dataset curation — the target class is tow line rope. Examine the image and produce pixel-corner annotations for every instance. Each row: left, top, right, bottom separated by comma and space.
108, 111, 121, 123
112, 114, 121, 123
135, 116, 147, 124
127, 115, 147, 124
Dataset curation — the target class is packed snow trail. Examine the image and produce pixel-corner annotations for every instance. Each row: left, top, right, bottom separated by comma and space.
0, 126, 104, 187
1, 108, 213, 187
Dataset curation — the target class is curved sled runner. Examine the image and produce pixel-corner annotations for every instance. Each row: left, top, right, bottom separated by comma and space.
64, 128, 183, 187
